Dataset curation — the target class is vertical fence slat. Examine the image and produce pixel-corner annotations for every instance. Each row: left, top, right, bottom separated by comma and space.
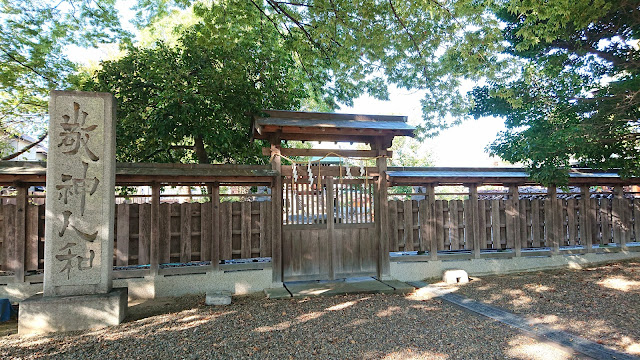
403, 200, 414, 252
435, 200, 444, 251
580, 187, 592, 252
634, 198, 640, 243
241, 201, 251, 258
519, 199, 528, 249
150, 183, 160, 274
4, 204, 16, 276
200, 200, 211, 262
26, 204, 39, 270
116, 203, 130, 266
159, 204, 171, 264
601, 198, 611, 245
478, 199, 487, 249
138, 203, 151, 265
221, 202, 232, 260
13, 186, 26, 282
389, 201, 398, 251
491, 199, 501, 249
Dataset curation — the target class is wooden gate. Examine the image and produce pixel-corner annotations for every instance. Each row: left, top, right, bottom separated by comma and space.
282, 175, 377, 281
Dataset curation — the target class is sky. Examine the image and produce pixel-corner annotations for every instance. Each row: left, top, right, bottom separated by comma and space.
338, 87, 507, 167
66, 1, 509, 168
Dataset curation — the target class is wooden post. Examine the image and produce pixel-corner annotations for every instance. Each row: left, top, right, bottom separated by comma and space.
150, 182, 160, 276
427, 184, 438, 260
548, 186, 560, 254
270, 134, 283, 283
468, 184, 481, 259
374, 139, 391, 279
580, 186, 593, 252
509, 185, 521, 257
613, 186, 627, 250
13, 184, 27, 282
327, 177, 335, 280
116, 204, 130, 266
211, 182, 220, 270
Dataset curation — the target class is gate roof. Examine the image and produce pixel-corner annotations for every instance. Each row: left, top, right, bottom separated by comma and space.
252, 110, 415, 143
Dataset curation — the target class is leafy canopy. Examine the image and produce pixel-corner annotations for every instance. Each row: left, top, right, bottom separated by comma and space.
471, 0, 639, 184
85, 5, 315, 164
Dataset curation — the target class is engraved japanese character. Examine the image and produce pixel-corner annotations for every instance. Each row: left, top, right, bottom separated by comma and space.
56, 244, 95, 280
55, 162, 99, 215
57, 102, 100, 161
59, 210, 98, 241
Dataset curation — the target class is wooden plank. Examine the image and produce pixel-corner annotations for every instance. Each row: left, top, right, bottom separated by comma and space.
601, 198, 611, 245
519, 199, 528, 249
419, 199, 428, 253
180, 203, 191, 263
531, 200, 541, 248
269, 136, 283, 282
590, 198, 599, 248
634, 199, 640, 243
375, 143, 390, 278
150, 183, 160, 274
159, 203, 172, 263
389, 201, 399, 251
138, 203, 151, 265
241, 201, 251, 258
200, 200, 211, 261
13, 186, 26, 281
580, 187, 592, 251
426, 185, 437, 260
478, 199, 487, 250
449, 200, 459, 250
612, 186, 625, 248
259, 202, 268, 257
435, 200, 444, 251
263, 147, 392, 158
306, 229, 319, 275
491, 199, 501, 249
220, 202, 232, 260
567, 199, 577, 246
403, 200, 414, 251
25, 204, 38, 270
549, 187, 561, 254
3, 204, 16, 275
510, 186, 521, 255
211, 183, 220, 268
468, 185, 480, 258
327, 177, 335, 280
292, 229, 301, 275
116, 203, 130, 266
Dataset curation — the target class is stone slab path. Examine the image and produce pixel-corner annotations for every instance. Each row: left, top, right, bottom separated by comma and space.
408, 281, 638, 360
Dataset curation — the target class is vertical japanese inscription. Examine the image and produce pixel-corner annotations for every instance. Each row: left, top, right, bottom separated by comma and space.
44, 92, 116, 297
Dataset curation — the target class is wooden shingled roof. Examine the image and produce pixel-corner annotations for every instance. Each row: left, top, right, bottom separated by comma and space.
252, 110, 415, 143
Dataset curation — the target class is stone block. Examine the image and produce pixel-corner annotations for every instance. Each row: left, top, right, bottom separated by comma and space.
205, 291, 232, 305
443, 269, 469, 284
18, 288, 127, 335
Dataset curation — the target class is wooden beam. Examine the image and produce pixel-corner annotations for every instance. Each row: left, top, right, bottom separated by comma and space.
211, 183, 220, 270
580, 186, 593, 253
13, 184, 26, 282
374, 140, 390, 278
262, 147, 392, 158
548, 186, 560, 255
468, 184, 480, 259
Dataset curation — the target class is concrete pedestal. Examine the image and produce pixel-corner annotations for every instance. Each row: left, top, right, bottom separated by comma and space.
18, 288, 127, 335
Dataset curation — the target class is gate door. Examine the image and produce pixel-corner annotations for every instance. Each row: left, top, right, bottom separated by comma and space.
282, 174, 377, 281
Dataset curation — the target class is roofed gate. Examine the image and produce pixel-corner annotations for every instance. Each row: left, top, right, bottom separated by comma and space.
253, 110, 414, 282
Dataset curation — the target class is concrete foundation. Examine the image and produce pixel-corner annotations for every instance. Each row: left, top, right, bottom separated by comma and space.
391, 251, 640, 282
18, 288, 127, 335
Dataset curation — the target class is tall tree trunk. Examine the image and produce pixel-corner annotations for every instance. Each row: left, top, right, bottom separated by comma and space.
194, 136, 209, 164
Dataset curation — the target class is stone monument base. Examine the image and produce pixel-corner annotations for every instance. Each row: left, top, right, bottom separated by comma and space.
18, 288, 127, 335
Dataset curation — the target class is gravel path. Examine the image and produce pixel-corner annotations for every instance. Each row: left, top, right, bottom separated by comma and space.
453, 259, 640, 356
1, 292, 585, 359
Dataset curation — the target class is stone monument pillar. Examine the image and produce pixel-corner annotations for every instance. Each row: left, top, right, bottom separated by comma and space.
18, 91, 126, 334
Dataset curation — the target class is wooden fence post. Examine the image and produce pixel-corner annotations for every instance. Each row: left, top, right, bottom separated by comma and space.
150, 182, 160, 276
509, 185, 522, 257
270, 135, 283, 283
613, 186, 627, 249
211, 183, 220, 270
548, 186, 560, 254
580, 186, 593, 252
13, 184, 27, 282
374, 139, 391, 278
426, 184, 438, 260
467, 184, 480, 259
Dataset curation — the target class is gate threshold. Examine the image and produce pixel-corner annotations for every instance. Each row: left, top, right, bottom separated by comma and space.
265, 277, 414, 299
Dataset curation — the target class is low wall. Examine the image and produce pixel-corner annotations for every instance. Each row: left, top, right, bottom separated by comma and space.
0, 264, 274, 303
391, 248, 640, 281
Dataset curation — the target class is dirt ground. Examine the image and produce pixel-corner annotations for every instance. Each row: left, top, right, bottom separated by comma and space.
0, 259, 638, 359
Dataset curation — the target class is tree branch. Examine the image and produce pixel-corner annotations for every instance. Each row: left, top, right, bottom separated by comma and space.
2, 132, 48, 160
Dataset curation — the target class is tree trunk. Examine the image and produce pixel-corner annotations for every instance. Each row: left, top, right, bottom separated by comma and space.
194, 136, 209, 163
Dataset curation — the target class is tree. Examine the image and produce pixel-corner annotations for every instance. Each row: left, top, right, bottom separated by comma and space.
0, 0, 129, 135
84, 10, 319, 164
471, 0, 639, 184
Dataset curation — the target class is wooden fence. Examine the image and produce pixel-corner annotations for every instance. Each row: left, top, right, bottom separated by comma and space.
388, 197, 640, 253
0, 200, 272, 274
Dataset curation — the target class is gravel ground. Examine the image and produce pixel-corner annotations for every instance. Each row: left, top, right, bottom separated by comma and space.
452, 259, 640, 356
0, 292, 586, 360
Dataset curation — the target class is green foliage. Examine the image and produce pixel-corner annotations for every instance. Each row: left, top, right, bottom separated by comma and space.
84, 9, 315, 164
0, 0, 129, 131
471, 0, 639, 185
